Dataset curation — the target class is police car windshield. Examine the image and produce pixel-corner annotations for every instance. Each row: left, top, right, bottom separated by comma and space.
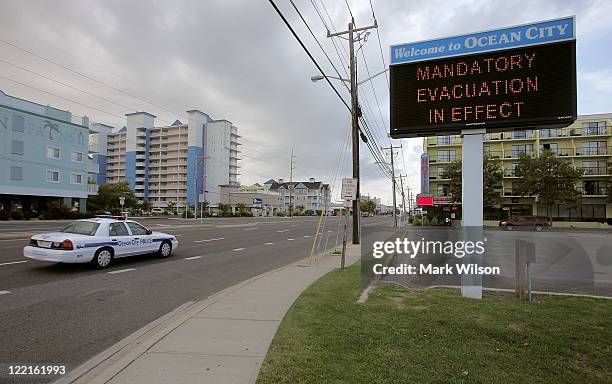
60, 221, 100, 236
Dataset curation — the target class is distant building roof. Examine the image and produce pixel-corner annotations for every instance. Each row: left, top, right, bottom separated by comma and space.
263, 179, 277, 185
118, 126, 127, 133
269, 181, 329, 190
171, 120, 183, 126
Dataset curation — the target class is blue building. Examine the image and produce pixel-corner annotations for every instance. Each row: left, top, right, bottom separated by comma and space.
0, 90, 91, 213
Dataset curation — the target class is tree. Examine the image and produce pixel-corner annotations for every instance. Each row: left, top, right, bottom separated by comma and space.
218, 203, 230, 216
140, 200, 152, 212
440, 154, 503, 206
360, 199, 376, 215
514, 150, 582, 218
236, 203, 247, 213
87, 182, 138, 212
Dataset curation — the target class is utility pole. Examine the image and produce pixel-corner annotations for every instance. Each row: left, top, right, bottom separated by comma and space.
288, 148, 295, 217
382, 144, 399, 228
328, 18, 377, 244
399, 175, 407, 225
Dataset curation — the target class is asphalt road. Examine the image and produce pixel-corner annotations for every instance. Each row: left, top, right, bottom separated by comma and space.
0, 216, 391, 384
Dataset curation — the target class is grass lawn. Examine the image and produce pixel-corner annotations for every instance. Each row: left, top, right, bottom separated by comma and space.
257, 262, 612, 384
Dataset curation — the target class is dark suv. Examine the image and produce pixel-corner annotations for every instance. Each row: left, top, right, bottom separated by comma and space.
499, 216, 552, 231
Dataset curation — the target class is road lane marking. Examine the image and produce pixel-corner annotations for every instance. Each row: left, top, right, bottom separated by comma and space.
156, 224, 172, 227
243, 228, 259, 231
287, 238, 294, 241
108, 268, 136, 274
195, 237, 225, 243
265, 242, 275, 245
233, 248, 246, 251
277, 230, 289, 233
0, 261, 28, 266
303, 235, 310, 238
328, 230, 333, 233
0, 290, 10, 295
0, 238, 29, 242
185, 256, 202, 260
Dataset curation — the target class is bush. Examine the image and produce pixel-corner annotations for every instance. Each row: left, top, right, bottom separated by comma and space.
11, 210, 23, 220
0, 210, 10, 221
182, 210, 194, 218
22, 210, 35, 220
422, 217, 430, 226
275, 212, 286, 217
43, 203, 70, 220
241, 211, 253, 217
431, 216, 439, 226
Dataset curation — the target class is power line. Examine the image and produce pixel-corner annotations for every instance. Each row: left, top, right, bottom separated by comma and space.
0, 74, 126, 120
267, 0, 351, 112
0, 38, 187, 120
289, 0, 348, 91
0, 58, 172, 125
368, 0, 390, 89
344, 0, 355, 22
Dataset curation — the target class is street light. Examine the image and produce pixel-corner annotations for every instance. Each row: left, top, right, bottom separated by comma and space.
311, 68, 388, 86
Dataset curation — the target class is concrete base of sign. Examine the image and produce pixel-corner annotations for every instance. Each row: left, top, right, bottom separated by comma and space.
461, 129, 484, 300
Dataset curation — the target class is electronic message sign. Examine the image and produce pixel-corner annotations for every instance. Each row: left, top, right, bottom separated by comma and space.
389, 17, 576, 138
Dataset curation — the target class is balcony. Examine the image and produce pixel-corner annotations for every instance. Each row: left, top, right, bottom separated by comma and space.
503, 131, 533, 140
432, 156, 456, 163
484, 151, 502, 159
88, 143, 100, 153
504, 151, 534, 159
87, 184, 99, 195
551, 148, 575, 157
503, 169, 518, 177
578, 167, 609, 176
579, 187, 608, 196
575, 147, 609, 156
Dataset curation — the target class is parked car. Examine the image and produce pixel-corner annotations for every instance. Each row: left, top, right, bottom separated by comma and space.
499, 216, 552, 231
151, 208, 165, 216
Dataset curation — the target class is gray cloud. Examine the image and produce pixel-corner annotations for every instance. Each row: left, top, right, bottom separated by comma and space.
0, 0, 609, 205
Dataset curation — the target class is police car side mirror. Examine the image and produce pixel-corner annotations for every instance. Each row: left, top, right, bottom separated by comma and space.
146, 229, 153, 235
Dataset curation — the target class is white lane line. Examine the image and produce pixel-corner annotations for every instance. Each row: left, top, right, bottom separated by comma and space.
0, 238, 29, 242
277, 230, 289, 233
194, 237, 224, 243
303, 235, 310, 238
233, 248, 246, 251
265, 242, 275, 245
287, 238, 295, 241
156, 224, 172, 227
108, 268, 136, 274
184, 256, 202, 260
0, 260, 28, 266
328, 230, 333, 233
243, 228, 259, 231
0, 290, 10, 295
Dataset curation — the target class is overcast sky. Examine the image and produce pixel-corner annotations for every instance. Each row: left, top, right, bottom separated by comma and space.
1, 0, 610, 205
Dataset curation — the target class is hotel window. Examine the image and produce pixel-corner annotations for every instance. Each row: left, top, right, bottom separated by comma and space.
46, 170, 60, 183
483, 145, 491, 154
581, 141, 606, 155
12, 115, 24, 132
581, 121, 606, 136
10, 166, 23, 180
71, 151, 83, 162
512, 144, 533, 157
437, 136, 454, 145
11, 140, 24, 155
437, 150, 455, 162
47, 147, 61, 159
540, 143, 558, 154
539, 128, 558, 138
71, 173, 83, 185
512, 129, 531, 139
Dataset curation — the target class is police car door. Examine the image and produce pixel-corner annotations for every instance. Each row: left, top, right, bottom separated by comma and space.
126, 221, 156, 254
108, 222, 133, 257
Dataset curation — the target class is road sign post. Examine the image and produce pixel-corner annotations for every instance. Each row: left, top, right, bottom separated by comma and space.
119, 196, 125, 218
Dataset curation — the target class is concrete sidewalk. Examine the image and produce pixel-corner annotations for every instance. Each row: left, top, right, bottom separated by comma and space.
56, 244, 361, 384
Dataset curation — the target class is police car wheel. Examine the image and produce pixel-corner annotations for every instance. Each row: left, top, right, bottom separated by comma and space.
93, 248, 113, 269
158, 241, 172, 258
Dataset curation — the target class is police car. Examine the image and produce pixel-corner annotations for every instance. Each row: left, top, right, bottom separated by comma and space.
23, 216, 179, 268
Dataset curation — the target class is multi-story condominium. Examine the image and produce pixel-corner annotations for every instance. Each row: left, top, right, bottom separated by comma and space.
423, 113, 612, 222
0, 89, 100, 213
95, 109, 240, 209
268, 178, 331, 213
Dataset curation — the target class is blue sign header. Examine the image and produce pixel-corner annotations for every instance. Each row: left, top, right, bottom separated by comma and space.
391, 16, 575, 65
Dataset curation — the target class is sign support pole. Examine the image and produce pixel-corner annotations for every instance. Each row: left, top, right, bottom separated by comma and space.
461, 129, 484, 299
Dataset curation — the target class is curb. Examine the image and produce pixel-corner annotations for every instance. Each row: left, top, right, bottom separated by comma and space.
53, 252, 344, 384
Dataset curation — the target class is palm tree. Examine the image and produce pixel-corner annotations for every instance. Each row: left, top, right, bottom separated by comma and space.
44, 120, 59, 141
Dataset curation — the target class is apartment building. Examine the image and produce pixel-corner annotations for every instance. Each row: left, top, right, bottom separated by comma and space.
268, 178, 331, 213
423, 113, 612, 222
0, 89, 99, 213
98, 109, 240, 209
